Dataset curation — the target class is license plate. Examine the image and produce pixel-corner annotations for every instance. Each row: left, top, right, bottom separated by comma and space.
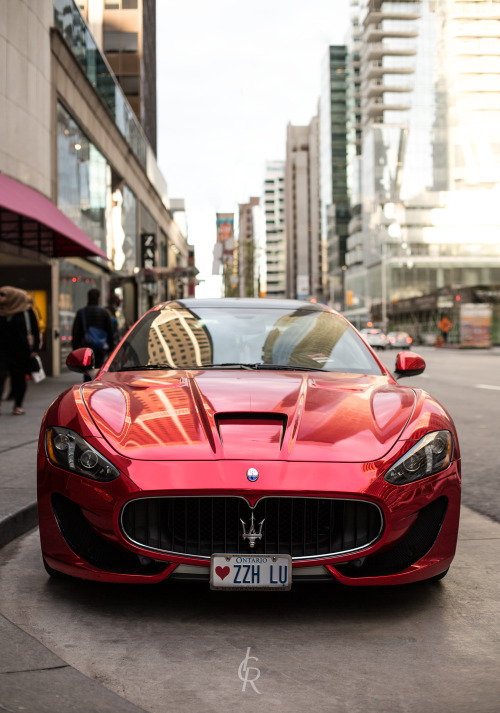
210, 554, 292, 590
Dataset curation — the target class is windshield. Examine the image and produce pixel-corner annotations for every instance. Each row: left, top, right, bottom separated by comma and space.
108, 303, 383, 375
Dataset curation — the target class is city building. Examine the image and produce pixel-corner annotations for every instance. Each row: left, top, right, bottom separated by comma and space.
344, 0, 500, 340
345, 1, 363, 318
319, 45, 350, 309
263, 161, 286, 299
284, 120, 321, 301
76, 0, 157, 154
213, 213, 236, 296
238, 197, 260, 298
0, 0, 193, 375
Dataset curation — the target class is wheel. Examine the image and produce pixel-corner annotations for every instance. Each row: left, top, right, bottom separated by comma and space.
42, 556, 67, 579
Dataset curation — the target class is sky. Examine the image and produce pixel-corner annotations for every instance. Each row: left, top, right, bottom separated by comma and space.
156, 0, 350, 297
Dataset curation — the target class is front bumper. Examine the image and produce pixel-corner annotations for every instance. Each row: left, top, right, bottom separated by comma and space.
38, 455, 461, 586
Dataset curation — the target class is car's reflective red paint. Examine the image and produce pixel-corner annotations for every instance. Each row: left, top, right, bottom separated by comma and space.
37, 300, 461, 586
65, 347, 94, 372
79, 371, 416, 461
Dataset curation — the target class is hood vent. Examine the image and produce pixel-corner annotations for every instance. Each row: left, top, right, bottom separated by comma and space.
214, 413, 287, 457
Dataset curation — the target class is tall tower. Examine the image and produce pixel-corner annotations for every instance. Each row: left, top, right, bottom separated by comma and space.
285, 119, 321, 301
263, 161, 286, 299
238, 197, 260, 298
319, 46, 349, 309
77, 0, 157, 154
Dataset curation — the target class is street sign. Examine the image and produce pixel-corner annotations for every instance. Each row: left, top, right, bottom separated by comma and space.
438, 317, 452, 333
140, 233, 156, 270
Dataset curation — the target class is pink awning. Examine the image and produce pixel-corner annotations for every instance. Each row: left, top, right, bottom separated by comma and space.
0, 173, 109, 260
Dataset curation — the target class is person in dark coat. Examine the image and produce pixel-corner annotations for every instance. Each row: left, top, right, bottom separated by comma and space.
72, 288, 114, 381
0, 286, 40, 415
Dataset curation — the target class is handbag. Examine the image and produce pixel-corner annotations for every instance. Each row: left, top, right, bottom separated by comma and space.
30, 355, 46, 383
82, 308, 109, 350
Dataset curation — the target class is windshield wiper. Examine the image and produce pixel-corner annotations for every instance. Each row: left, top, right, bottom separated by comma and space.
186, 363, 324, 372
252, 364, 324, 372
113, 362, 324, 373
180, 363, 257, 370
113, 364, 176, 371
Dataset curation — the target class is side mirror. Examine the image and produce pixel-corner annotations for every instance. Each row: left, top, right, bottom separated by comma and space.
66, 348, 95, 373
394, 351, 425, 380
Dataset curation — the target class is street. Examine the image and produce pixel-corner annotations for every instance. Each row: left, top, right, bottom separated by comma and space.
378, 346, 500, 522
0, 346, 499, 712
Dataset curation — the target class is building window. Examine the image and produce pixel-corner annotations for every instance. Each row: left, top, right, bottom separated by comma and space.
103, 31, 139, 53
118, 75, 140, 95
105, 0, 138, 7
57, 103, 109, 257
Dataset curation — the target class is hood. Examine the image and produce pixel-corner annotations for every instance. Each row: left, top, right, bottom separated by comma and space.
82, 370, 416, 462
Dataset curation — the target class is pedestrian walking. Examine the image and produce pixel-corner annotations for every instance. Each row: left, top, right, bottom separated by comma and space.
72, 288, 114, 381
106, 294, 124, 347
0, 286, 40, 415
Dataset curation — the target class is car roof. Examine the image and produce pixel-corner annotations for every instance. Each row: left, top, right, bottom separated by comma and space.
162, 298, 332, 312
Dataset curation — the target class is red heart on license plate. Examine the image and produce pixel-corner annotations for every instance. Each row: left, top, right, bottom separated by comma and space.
215, 566, 230, 581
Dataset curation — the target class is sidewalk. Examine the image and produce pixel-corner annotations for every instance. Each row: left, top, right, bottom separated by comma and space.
1, 370, 151, 712
0, 370, 78, 548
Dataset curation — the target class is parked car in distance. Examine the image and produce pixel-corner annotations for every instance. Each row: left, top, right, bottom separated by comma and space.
360, 327, 389, 350
388, 331, 413, 349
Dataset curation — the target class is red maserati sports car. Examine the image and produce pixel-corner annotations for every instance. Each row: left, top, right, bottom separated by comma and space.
38, 299, 461, 588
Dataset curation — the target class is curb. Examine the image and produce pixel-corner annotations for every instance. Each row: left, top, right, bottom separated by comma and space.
0, 613, 150, 713
0, 502, 38, 549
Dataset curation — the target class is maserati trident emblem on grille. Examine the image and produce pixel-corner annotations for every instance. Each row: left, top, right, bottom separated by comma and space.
240, 513, 265, 549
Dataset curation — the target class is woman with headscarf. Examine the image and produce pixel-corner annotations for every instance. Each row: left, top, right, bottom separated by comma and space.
0, 286, 40, 415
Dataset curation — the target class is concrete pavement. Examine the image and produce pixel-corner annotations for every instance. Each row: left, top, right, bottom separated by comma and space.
0, 369, 78, 548
1, 354, 499, 713
0, 370, 149, 712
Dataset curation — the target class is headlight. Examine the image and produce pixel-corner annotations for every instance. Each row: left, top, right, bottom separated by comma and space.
384, 430, 453, 486
46, 426, 120, 481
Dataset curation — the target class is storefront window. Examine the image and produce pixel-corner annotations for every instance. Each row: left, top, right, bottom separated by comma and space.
110, 184, 137, 272
57, 103, 109, 256
58, 261, 100, 362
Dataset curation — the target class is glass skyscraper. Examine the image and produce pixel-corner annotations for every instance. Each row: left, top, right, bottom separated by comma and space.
345, 0, 500, 327
320, 46, 350, 309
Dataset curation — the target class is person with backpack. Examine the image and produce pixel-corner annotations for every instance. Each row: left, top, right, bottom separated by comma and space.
0, 286, 40, 415
72, 288, 115, 381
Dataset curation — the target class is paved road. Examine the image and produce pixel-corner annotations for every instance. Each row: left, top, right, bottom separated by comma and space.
0, 507, 498, 713
1, 346, 499, 712
378, 346, 500, 522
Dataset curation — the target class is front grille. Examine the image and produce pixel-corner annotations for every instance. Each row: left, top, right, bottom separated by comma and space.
120, 497, 383, 560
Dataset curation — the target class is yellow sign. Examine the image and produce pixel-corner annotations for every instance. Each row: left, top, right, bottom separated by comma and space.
26, 290, 47, 346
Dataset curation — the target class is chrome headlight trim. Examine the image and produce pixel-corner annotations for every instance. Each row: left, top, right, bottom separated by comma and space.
384, 430, 453, 486
45, 426, 120, 482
